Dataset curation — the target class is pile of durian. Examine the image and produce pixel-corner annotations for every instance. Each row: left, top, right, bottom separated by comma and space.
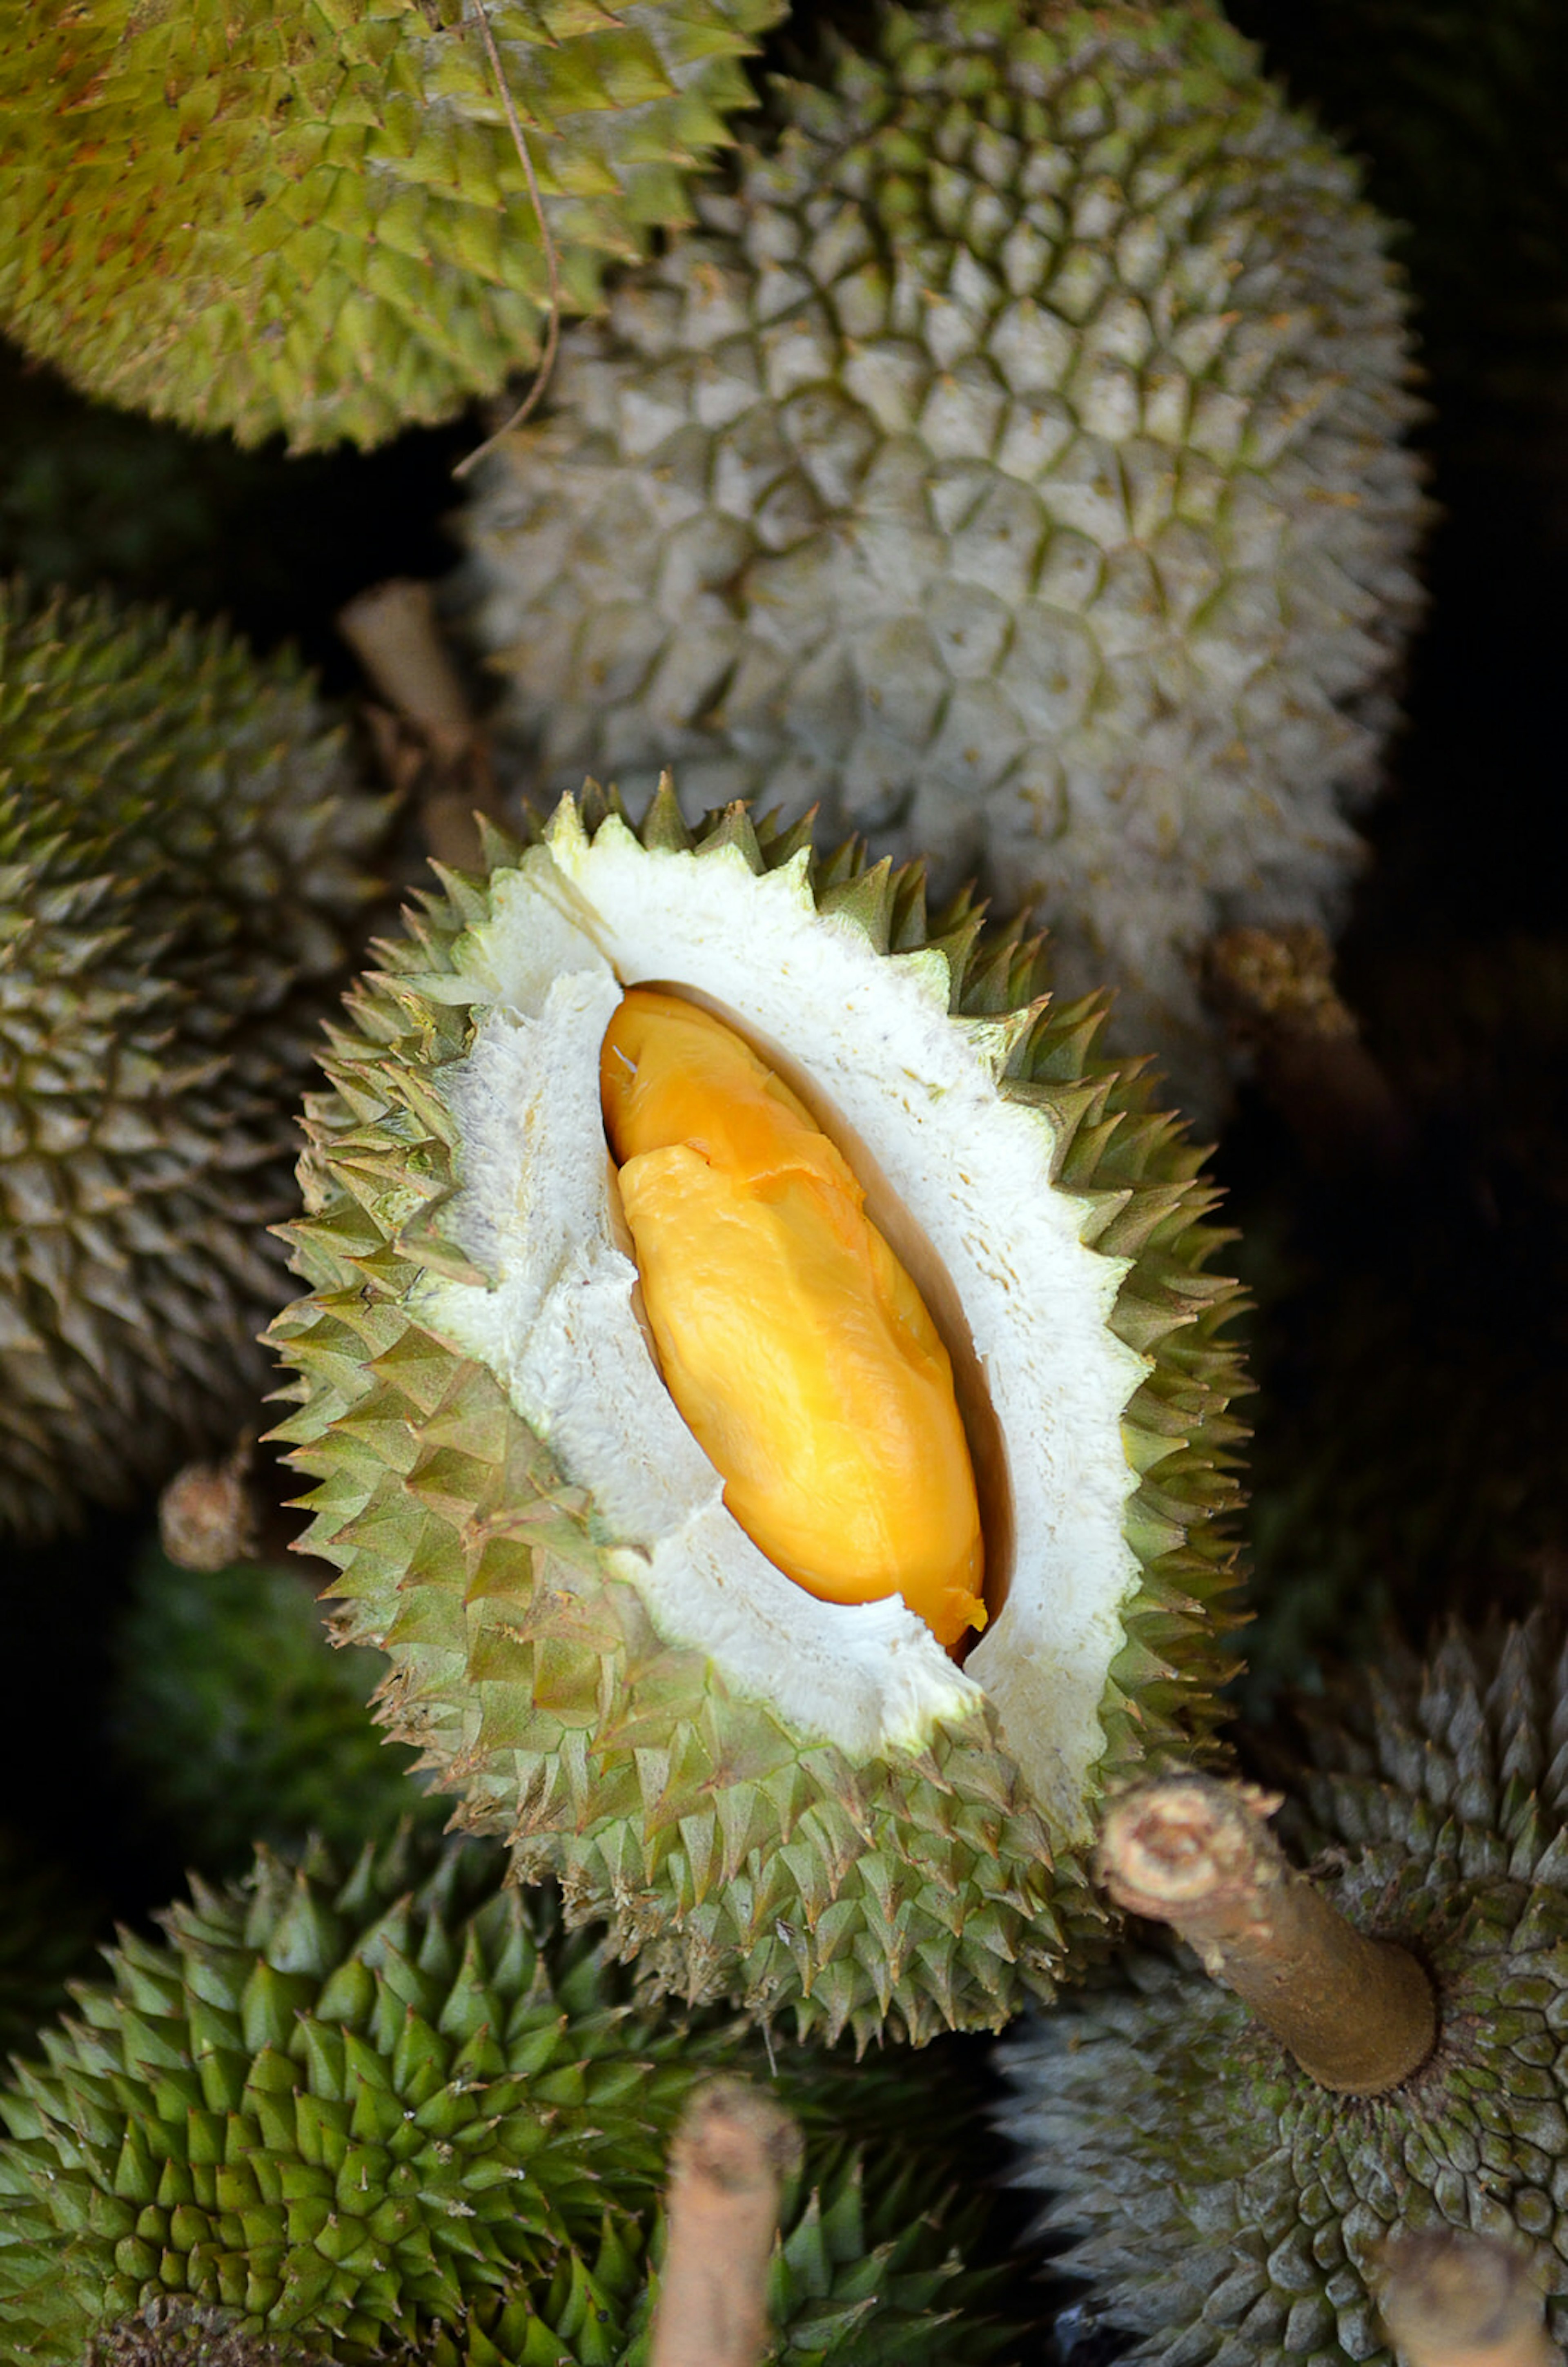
2, 0, 1566, 2363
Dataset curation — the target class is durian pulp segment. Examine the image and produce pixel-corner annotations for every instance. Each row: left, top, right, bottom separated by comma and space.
419, 800, 1152, 1837
599, 985, 987, 1651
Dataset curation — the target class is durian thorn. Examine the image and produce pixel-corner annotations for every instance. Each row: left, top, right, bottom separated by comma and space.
649, 2079, 802, 2367
452, 4, 563, 479
1376, 2230, 1559, 2367
1095, 1773, 1437, 2096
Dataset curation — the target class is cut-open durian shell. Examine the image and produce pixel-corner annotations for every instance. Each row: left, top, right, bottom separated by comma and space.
269, 780, 1246, 2043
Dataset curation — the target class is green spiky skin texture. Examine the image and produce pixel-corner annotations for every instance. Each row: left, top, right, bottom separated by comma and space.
0, 0, 784, 454
997, 1614, 1568, 2366
0, 581, 390, 1537
265, 785, 1246, 2048
87, 2299, 303, 2367
458, 0, 1426, 1116
0, 1828, 102, 2063
0, 1830, 1013, 2367
108, 1548, 444, 1877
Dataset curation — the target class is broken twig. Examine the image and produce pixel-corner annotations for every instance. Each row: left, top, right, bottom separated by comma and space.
649, 2079, 802, 2367
1098, 1773, 1437, 2094
1378, 2229, 1559, 2367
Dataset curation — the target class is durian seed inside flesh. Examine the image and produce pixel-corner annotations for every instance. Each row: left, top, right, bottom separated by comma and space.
600, 986, 988, 1652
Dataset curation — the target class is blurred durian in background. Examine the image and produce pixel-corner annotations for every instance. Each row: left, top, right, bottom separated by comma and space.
0, 0, 787, 453
106, 1545, 442, 1879
0, 582, 389, 1535
458, 0, 1428, 1115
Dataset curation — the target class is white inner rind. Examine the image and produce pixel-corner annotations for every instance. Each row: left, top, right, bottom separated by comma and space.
419, 803, 1152, 1838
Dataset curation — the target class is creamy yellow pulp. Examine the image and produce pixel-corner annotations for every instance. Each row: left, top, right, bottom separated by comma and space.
600, 986, 986, 1651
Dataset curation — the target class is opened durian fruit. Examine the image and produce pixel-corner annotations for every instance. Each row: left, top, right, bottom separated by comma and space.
269, 780, 1246, 2045
458, 0, 1428, 1117
0, 1827, 1014, 2365
998, 1611, 1568, 2365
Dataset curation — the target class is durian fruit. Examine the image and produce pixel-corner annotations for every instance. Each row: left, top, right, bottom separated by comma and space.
459, 0, 1428, 1114
266, 781, 1247, 2046
0, 1827, 1013, 2365
0, 0, 784, 455
997, 1614, 1568, 2365
0, 1827, 102, 2062
0, 579, 390, 1536
107, 1546, 443, 1878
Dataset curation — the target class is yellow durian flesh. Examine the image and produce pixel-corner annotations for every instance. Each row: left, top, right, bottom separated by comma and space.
600, 986, 987, 1652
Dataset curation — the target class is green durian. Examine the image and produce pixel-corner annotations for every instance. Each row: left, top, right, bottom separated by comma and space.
997, 1612, 1568, 2364
0, 1827, 102, 2062
0, 0, 784, 455
0, 579, 390, 1537
266, 781, 1246, 2046
458, 0, 1427, 1116
0, 1827, 1013, 2366
107, 1546, 443, 1877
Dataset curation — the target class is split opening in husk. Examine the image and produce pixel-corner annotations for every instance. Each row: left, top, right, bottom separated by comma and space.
601, 976, 1014, 1658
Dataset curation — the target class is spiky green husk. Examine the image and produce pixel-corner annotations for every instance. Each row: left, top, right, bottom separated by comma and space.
266, 784, 1245, 2047
0, 1828, 102, 2062
998, 1614, 1568, 2365
459, 0, 1425, 1114
0, 0, 783, 454
0, 580, 389, 1536
0, 1829, 1012, 2366
108, 1548, 443, 1877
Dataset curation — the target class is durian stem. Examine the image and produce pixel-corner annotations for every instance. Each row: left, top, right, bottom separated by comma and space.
451, 2, 564, 475
336, 577, 503, 869
1096, 1774, 1437, 2094
1204, 924, 1407, 1168
1378, 2231, 1559, 2367
158, 1433, 259, 1572
649, 2080, 802, 2367
337, 580, 475, 768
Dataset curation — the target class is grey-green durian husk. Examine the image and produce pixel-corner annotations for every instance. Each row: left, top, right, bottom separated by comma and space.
457, 0, 1428, 1121
996, 1612, 1568, 2365
0, 579, 390, 1536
